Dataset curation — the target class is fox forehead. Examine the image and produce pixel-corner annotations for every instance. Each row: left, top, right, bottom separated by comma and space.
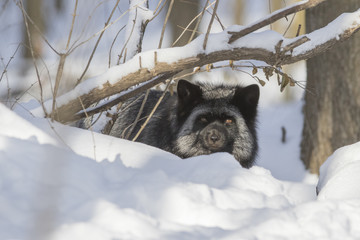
200, 87, 235, 100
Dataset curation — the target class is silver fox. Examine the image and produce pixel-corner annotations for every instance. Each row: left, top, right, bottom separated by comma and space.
109, 80, 259, 168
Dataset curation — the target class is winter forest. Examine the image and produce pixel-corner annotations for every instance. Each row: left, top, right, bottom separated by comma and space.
1, 0, 360, 239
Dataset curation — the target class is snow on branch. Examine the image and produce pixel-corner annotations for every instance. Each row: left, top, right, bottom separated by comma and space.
40, 8, 360, 123
120, 0, 152, 62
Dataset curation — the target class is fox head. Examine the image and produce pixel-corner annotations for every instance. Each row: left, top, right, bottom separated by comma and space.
174, 80, 259, 168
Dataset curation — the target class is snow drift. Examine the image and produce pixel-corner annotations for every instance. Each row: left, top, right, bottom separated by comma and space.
1, 102, 360, 240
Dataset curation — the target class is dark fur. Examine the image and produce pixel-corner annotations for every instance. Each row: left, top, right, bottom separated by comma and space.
110, 80, 259, 168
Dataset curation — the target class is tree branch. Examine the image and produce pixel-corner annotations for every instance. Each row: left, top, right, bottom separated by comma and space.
39, 7, 360, 124
228, 0, 326, 44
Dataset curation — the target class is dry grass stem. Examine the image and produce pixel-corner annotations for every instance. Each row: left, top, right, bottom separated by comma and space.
172, 0, 216, 47
188, 0, 209, 44
203, 0, 220, 50
76, 0, 121, 85
132, 79, 172, 141
158, 0, 174, 49
18, 0, 47, 115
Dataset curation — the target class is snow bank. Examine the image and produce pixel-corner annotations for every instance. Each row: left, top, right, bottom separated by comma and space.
317, 141, 360, 200
2, 102, 360, 239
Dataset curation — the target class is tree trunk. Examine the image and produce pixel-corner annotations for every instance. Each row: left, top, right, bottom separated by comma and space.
301, 0, 360, 174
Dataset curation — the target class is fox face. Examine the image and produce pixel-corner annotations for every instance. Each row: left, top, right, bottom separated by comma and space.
173, 80, 259, 168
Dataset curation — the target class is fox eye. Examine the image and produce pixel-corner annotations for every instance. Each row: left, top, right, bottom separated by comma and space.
200, 117, 208, 123
225, 119, 233, 125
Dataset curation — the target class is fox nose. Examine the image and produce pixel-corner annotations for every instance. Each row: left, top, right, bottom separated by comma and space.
205, 128, 226, 150
210, 132, 220, 143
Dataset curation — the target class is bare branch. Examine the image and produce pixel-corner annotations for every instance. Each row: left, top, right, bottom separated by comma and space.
125, 89, 150, 139
70, 71, 181, 122
74, 66, 199, 122
158, 0, 174, 48
51, 54, 66, 120
51, 0, 79, 120
150, 0, 168, 21
0, 44, 20, 83
203, 0, 219, 50
132, 79, 172, 141
76, 0, 121, 85
18, 0, 47, 115
16, 0, 59, 55
109, 25, 126, 67
228, 0, 326, 44
188, 0, 209, 44
172, 1, 216, 47
118, 9, 139, 63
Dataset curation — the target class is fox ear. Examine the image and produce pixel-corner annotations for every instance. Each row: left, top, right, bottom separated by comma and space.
177, 80, 202, 121
231, 84, 259, 120
177, 80, 202, 103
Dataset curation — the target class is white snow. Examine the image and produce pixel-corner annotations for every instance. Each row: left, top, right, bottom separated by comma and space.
3, 1, 360, 239
2, 99, 360, 239
317, 141, 360, 200
291, 9, 360, 56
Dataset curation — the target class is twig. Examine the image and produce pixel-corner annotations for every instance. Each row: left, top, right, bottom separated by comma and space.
268, 0, 273, 30
283, 12, 296, 36
51, 0, 79, 120
68, 0, 108, 53
118, 8, 138, 64
117, 0, 150, 64
72, 71, 181, 122
150, 0, 168, 21
109, 25, 126, 67
67, 1, 132, 56
0, 44, 20, 83
228, 0, 326, 44
213, 11, 225, 31
172, 1, 216, 46
282, 36, 309, 52
78, 97, 97, 161
125, 89, 149, 139
18, 0, 47, 116
188, 0, 209, 44
158, 0, 174, 48
296, 24, 302, 37
65, 0, 78, 51
76, 0, 121, 85
51, 54, 66, 120
74, 68, 204, 122
132, 79, 172, 141
16, 1, 59, 55
153, 0, 166, 15
203, 0, 219, 50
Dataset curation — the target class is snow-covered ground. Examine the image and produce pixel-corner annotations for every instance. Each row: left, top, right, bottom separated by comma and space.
1, 98, 360, 240
2, 1, 360, 239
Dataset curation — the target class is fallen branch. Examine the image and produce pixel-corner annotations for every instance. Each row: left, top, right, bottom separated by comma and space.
38, 8, 360, 123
